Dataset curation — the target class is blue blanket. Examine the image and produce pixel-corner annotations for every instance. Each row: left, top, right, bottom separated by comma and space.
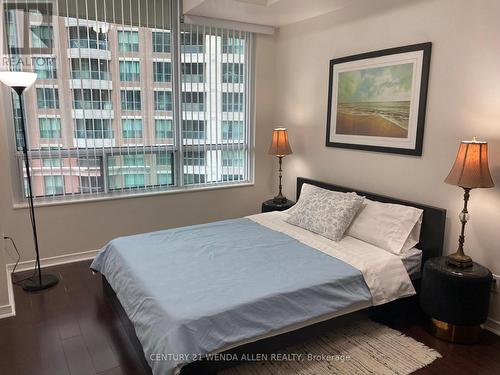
91, 218, 372, 375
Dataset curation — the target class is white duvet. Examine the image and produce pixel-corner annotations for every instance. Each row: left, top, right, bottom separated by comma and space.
248, 211, 416, 305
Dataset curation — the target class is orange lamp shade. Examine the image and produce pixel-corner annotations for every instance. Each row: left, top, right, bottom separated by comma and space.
445, 139, 494, 189
268, 128, 292, 156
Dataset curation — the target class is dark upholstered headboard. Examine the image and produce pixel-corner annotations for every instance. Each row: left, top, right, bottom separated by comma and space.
296, 177, 446, 265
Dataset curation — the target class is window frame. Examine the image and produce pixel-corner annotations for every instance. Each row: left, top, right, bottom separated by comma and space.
6, 16, 255, 207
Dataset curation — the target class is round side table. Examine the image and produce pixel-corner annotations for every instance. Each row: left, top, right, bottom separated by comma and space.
420, 256, 492, 344
261, 199, 295, 213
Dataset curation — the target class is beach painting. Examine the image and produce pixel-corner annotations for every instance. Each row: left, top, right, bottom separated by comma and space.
326, 43, 431, 155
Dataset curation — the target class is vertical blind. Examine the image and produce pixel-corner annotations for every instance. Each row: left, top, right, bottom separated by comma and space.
3, 0, 252, 201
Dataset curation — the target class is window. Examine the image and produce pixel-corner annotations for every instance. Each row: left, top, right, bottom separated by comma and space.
182, 120, 205, 140
183, 150, 205, 166
7, 3, 252, 202
153, 31, 170, 53
77, 158, 101, 168
69, 26, 108, 50
155, 119, 173, 139
153, 61, 171, 82
31, 25, 53, 48
222, 63, 244, 83
118, 30, 139, 52
154, 91, 172, 111
222, 121, 244, 141
39, 118, 61, 138
11, 95, 23, 148
157, 173, 173, 185
222, 174, 243, 182
181, 63, 204, 83
123, 174, 144, 188
181, 92, 205, 112
73, 89, 112, 110
157, 152, 174, 185
122, 119, 142, 139
180, 32, 204, 53
119, 60, 140, 81
222, 150, 244, 167
42, 158, 62, 167
33, 57, 57, 79
6, 10, 17, 48
183, 174, 205, 185
157, 153, 172, 165
36, 88, 59, 109
123, 154, 145, 166
75, 119, 113, 139
44, 176, 64, 195
80, 176, 103, 193
71, 59, 110, 80
222, 35, 245, 54
222, 92, 244, 112
121, 90, 141, 110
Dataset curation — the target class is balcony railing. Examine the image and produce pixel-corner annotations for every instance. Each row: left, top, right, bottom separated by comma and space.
69, 39, 108, 50
182, 103, 205, 112
71, 70, 111, 80
181, 74, 204, 83
73, 101, 113, 110
74, 129, 114, 139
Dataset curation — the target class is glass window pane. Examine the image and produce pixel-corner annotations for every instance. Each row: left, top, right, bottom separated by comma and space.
122, 119, 143, 138
118, 30, 139, 52
154, 91, 172, 111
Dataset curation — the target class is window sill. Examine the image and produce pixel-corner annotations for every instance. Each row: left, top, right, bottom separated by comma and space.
13, 181, 255, 209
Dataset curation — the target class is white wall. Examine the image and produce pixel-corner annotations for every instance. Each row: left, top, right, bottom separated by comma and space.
0, 34, 277, 307
273, 0, 500, 322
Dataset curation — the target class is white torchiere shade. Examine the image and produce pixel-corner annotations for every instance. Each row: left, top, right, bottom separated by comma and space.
0, 71, 37, 90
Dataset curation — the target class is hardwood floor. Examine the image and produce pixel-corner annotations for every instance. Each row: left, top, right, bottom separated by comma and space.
0, 260, 499, 375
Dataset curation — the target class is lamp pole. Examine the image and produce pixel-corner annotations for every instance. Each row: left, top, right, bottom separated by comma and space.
14, 87, 43, 286
12, 87, 58, 291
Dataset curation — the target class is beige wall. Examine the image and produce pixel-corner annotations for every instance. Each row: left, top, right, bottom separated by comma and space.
273, 0, 500, 322
0, 34, 277, 307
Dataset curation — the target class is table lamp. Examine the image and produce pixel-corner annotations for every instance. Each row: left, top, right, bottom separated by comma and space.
0, 71, 59, 291
444, 137, 495, 268
268, 128, 292, 204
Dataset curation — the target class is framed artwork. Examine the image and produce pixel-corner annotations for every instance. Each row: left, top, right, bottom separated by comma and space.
326, 42, 432, 155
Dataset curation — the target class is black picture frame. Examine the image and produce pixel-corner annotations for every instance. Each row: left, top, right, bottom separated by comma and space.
325, 42, 432, 156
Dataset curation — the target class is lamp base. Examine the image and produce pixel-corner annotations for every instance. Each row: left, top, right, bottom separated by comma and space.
446, 252, 473, 268
22, 273, 59, 292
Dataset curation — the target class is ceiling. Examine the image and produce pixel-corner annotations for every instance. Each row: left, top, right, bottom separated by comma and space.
183, 0, 355, 27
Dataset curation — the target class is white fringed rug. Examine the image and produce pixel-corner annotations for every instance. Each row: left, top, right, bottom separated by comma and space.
220, 320, 441, 375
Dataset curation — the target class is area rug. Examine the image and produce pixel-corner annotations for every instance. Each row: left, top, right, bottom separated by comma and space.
219, 319, 441, 375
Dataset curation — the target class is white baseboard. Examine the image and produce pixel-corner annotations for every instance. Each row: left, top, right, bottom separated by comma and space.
0, 304, 14, 319
2, 249, 99, 320
484, 318, 500, 336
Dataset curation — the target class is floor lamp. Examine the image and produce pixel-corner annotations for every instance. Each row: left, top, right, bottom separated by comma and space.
0, 71, 59, 291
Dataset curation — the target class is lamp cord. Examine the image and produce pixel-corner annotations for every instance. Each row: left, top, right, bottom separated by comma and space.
3, 236, 36, 286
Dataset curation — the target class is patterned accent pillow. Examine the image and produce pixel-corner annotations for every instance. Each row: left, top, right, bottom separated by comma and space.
286, 187, 364, 241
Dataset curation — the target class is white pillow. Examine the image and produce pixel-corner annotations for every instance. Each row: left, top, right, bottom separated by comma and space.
346, 199, 423, 255
285, 185, 364, 241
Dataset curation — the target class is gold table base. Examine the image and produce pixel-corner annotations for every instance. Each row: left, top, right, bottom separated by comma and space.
429, 318, 481, 344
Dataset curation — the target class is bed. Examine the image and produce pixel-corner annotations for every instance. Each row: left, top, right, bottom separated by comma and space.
92, 177, 446, 375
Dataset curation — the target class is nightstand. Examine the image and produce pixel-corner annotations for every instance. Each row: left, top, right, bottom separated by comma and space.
420, 256, 492, 344
261, 199, 295, 213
